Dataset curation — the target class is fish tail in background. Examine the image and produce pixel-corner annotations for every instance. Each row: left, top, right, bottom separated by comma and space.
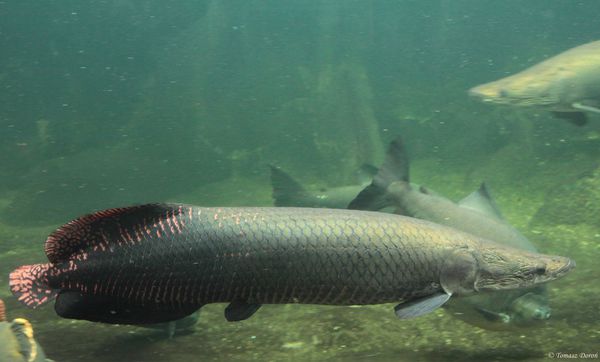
269, 165, 313, 206
9, 264, 57, 308
348, 136, 409, 210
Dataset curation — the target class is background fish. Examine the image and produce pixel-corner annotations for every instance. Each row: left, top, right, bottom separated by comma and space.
0, 299, 52, 362
349, 136, 554, 330
269, 164, 378, 208
9, 204, 573, 327
469, 40, 600, 126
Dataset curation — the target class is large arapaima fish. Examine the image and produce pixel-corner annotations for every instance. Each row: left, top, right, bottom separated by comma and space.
10, 204, 574, 325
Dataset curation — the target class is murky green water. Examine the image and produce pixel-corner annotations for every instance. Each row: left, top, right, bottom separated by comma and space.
1, 1, 599, 361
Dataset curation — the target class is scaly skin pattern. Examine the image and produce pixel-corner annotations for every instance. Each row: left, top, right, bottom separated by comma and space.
43, 206, 478, 309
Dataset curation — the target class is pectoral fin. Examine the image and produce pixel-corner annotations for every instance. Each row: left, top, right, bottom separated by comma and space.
475, 307, 511, 324
164, 321, 177, 339
137, 309, 201, 338
572, 102, 600, 114
394, 292, 451, 319
224, 301, 262, 322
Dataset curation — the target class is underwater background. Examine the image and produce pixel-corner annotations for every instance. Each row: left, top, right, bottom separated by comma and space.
0, 1, 599, 361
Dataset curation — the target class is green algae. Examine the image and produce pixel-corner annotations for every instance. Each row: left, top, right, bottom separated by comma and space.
532, 165, 600, 226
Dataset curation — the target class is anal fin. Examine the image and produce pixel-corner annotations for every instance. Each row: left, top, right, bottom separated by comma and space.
394, 292, 451, 319
55, 291, 199, 325
224, 301, 262, 322
140, 310, 201, 338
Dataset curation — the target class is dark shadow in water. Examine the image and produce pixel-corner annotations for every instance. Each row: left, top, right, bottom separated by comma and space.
45, 325, 218, 362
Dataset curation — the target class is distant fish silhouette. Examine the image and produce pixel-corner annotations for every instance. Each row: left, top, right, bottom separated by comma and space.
470, 40, 600, 126
269, 164, 378, 208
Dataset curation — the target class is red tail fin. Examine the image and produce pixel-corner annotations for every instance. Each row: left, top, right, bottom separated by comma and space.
9, 264, 57, 308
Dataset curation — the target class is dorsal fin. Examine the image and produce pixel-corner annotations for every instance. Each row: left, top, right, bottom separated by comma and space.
45, 203, 188, 263
348, 136, 409, 210
458, 182, 504, 219
372, 136, 409, 188
269, 165, 312, 207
